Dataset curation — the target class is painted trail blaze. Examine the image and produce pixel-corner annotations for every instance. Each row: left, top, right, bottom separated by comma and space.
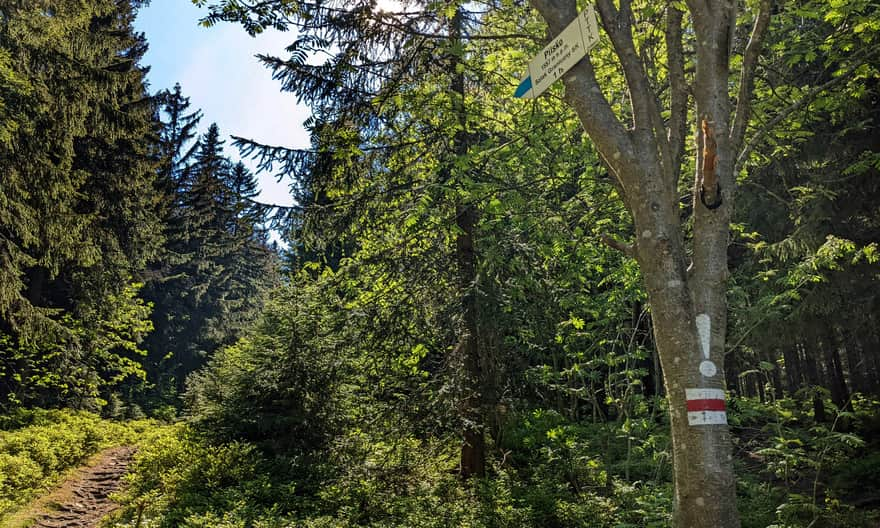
514, 76, 533, 98
685, 388, 727, 425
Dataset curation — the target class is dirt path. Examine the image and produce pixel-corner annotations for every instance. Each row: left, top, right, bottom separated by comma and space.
19, 445, 136, 528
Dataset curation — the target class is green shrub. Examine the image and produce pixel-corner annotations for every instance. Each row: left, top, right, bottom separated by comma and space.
0, 408, 157, 519
109, 395, 880, 528
111, 425, 293, 528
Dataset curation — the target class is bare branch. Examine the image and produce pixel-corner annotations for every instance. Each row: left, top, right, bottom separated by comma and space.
593, 0, 660, 144
600, 232, 636, 258
730, 0, 774, 155
593, 0, 674, 189
665, 4, 688, 182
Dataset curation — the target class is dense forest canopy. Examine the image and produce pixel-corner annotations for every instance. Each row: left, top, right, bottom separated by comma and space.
0, 0, 878, 527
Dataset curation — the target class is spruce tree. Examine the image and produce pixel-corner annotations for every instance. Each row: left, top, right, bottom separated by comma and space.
142, 118, 277, 400
0, 0, 163, 409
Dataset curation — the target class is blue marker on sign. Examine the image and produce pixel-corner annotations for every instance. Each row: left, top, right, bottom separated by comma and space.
514, 76, 533, 98
514, 5, 600, 99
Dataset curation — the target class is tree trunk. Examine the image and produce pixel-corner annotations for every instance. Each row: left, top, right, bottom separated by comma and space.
635, 212, 739, 528
860, 328, 880, 396
801, 339, 826, 422
450, 7, 485, 479
823, 330, 851, 412
766, 349, 784, 400
456, 203, 485, 479
723, 347, 739, 397
633, 302, 662, 401
525, 0, 773, 523
782, 346, 803, 395
844, 334, 867, 395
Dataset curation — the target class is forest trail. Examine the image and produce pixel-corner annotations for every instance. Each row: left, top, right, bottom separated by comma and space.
14, 446, 136, 528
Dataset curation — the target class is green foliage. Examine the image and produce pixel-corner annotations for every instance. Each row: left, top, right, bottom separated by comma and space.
494, 409, 671, 527
184, 278, 349, 453
730, 396, 880, 528
1, 0, 878, 526
111, 412, 677, 528
0, 408, 156, 519
110, 425, 287, 528
0, 283, 154, 410
0, 0, 165, 409
140, 113, 279, 406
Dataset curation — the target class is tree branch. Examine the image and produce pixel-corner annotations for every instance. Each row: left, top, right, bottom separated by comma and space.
600, 232, 636, 258
665, 4, 688, 182
593, 0, 673, 189
735, 55, 873, 172
594, 0, 661, 145
730, 0, 773, 156
529, 0, 636, 195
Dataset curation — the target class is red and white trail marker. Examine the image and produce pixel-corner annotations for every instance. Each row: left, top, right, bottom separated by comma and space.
685, 388, 727, 426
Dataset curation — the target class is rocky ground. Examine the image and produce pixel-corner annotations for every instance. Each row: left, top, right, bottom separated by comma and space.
26, 446, 136, 528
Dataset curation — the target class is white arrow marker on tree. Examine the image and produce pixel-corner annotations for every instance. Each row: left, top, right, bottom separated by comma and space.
514, 5, 600, 99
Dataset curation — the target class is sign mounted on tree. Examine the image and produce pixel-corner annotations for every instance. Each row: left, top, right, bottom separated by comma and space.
514, 5, 600, 99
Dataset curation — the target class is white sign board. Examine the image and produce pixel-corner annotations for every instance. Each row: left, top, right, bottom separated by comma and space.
514, 6, 600, 99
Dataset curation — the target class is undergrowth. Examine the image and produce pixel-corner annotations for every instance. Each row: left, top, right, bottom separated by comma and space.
0, 408, 158, 519
104, 395, 880, 528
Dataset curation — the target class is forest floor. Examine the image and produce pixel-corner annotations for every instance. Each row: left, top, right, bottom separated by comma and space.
5, 446, 136, 528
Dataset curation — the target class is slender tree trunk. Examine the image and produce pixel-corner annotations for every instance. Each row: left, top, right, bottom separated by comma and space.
449, 7, 485, 479
801, 339, 826, 422
766, 349, 784, 400
456, 203, 485, 477
844, 334, 867, 395
723, 348, 739, 397
823, 330, 851, 412
782, 346, 802, 395
860, 328, 880, 396
633, 302, 660, 400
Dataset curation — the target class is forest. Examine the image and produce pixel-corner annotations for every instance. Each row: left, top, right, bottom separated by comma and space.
0, 0, 878, 527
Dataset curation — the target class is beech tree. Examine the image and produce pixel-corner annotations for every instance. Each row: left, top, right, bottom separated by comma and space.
523, 0, 775, 525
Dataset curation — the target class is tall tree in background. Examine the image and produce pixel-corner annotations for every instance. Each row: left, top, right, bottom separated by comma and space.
139, 85, 204, 401
0, 0, 162, 409
157, 83, 203, 187
142, 115, 278, 401
198, 0, 507, 477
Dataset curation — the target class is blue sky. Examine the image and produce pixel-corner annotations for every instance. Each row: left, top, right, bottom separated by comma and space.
134, 0, 311, 207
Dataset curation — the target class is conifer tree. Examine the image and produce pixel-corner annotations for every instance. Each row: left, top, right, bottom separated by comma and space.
0, 0, 162, 409
142, 118, 277, 399
201, 0, 529, 478
157, 83, 203, 186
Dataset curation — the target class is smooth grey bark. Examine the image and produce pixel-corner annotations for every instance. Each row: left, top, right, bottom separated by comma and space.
527, 0, 773, 525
